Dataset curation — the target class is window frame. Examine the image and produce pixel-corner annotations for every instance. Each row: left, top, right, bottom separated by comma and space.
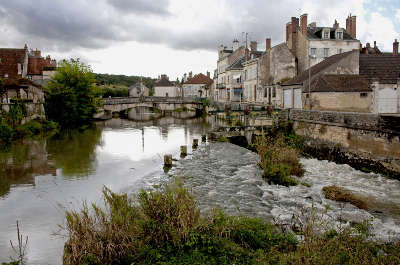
323, 48, 329, 58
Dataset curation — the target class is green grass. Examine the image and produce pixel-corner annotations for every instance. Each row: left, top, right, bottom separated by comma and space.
62, 179, 400, 265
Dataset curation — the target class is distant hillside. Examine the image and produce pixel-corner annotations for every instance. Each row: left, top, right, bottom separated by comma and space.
94, 73, 156, 97
94, 73, 156, 89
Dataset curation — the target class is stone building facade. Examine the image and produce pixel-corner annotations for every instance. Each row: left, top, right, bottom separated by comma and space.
182, 72, 213, 98
286, 14, 360, 74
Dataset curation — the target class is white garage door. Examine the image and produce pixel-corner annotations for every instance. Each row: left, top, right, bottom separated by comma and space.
378, 88, 398, 113
283, 89, 292, 109
293, 88, 302, 109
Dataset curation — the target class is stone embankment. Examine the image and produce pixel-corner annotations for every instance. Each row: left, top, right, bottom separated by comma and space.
280, 109, 400, 179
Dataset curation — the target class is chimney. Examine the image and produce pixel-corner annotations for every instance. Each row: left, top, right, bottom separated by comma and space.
333, 19, 339, 29
374, 41, 377, 48
207, 71, 210, 78
346, 14, 357, 39
286, 22, 291, 43
266, 38, 271, 51
394, 39, 399, 55
366, 42, 370, 49
232, 39, 239, 51
189, 71, 192, 79
24, 43, 28, 50
250, 41, 257, 52
291, 17, 299, 57
309, 22, 316, 28
300, 14, 308, 35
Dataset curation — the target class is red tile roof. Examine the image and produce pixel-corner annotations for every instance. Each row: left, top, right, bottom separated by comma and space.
0, 48, 27, 80
184, 73, 213, 85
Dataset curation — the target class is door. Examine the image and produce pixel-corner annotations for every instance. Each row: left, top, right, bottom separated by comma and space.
378, 87, 398, 113
294, 88, 302, 109
283, 89, 292, 109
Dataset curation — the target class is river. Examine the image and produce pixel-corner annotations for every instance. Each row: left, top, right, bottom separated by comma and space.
0, 117, 399, 264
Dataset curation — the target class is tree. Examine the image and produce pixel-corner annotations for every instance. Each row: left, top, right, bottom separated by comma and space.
0, 77, 4, 102
45, 59, 101, 128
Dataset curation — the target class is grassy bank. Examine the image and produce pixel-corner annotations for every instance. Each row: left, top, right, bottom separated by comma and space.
254, 121, 305, 186
62, 180, 400, 265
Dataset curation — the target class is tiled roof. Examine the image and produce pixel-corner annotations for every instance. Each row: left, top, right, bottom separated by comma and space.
184, 73, 212, 85
283, 51, 355, 85
307, 75, 370, 93
3, 77, 43, 89
306, 27, 356, 40
0, 48, 27, 80
359, 54, 400, 84
154, 77, 174, 87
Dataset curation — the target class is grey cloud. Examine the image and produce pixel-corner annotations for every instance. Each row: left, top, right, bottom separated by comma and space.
0, 0, 364, 55
107, 0, 170, 15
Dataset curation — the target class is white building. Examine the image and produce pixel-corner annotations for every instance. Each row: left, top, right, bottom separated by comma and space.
153, 75, 180, 97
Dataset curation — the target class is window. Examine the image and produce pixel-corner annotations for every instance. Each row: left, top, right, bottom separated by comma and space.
360, 92, 368, 98
264, 87, 268, 97
323, 30, 330, 39
4, 74, 8, 78
323, 48, 329, 58
336, 31, 343, 40
310, 48, 316, 56
273, 87, 276, 98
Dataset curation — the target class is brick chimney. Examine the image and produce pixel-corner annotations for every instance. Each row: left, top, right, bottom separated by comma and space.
206, 71, 210, 78
300, 14, 308, 35
250, 41, 257, 52
291, 17, 299, 57
333, 19, 339, 29
266, 38, 271, 51
346, 14, 357, 39
394, 39, 399, 55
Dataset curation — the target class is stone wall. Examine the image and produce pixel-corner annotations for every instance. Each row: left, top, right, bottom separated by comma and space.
286, 109, 400, 178
1, 102, 45, 123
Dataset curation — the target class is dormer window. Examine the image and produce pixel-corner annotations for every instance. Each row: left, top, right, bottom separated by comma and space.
335, 29, 344, 40
322, 28, 330, 39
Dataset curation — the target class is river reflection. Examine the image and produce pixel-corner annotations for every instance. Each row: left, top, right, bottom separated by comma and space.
0, 117, 208, 265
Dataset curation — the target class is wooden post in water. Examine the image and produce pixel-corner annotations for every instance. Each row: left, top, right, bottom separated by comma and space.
192, 139, 199, 149
164, 154, 173, 167
180, 145, 187, 157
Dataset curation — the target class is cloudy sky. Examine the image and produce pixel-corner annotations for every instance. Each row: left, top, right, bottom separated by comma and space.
0, 0, 399, 79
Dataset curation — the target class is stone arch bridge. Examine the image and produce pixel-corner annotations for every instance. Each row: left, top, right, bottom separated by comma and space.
96, 96, 204, 119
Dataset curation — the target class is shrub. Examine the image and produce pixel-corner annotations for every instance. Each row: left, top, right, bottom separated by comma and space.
256, 135, 304, 186
322, 185, 368, 210
62, 179, 296, 265
0, 121, 13, 143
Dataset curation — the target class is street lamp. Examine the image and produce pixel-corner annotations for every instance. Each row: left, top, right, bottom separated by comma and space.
308, 54, 316, 109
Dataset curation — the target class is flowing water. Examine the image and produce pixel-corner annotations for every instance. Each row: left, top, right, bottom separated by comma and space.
0, 117, 399, 264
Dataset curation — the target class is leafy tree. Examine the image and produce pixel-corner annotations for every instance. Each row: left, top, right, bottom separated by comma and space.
45, 59, 101, 128
0, 77, 4, 100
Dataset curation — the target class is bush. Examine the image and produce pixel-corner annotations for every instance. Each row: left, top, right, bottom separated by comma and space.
62, 180, 296, 265
0, 121, 13, 143
62, 180, 400, 265
322, 185, 368, 210
256, 135, 304, 186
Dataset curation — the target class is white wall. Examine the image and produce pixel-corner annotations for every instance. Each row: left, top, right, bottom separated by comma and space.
154, 86, 179, 97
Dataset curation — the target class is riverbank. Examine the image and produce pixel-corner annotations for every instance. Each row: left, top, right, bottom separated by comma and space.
62, 179, 400, 265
